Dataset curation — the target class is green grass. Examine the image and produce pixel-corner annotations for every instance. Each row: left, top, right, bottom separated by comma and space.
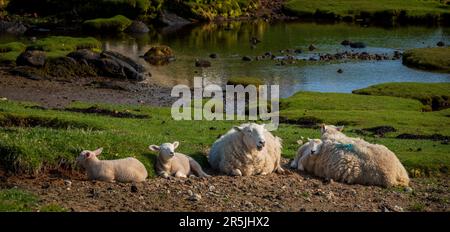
26, 36, 101, 58
170, 0, 258, 20
83, 15, 133, 32
402, 47, 450, 73
0, 42, 26, 64
227, 76, 264, 87
283, 0, 450, 23
0, 188, 66, 212
353, 82, 450, 111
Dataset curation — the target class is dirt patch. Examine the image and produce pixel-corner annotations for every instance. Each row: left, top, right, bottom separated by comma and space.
1, 161, 448, 212
0, 113, 97, 130
397, 133, 449, 142
280, 116, 323, 128
65, 106, 150, 119
362, 126, 397, 137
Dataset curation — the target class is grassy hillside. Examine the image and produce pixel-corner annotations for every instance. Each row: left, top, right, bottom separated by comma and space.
402, 47, 450, 73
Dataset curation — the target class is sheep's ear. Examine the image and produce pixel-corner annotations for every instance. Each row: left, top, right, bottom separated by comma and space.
336, 126, 344, 131
149, 145, 160, 151
320, 124, 326, 133
173, 141, 179, 149
297, 140, 303, 145
93, 148, 103, 156
233, 126, 244, 132
307, 138, 312, 141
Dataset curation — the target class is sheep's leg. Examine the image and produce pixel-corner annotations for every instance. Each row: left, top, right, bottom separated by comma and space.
290, 155, 299, 169
230, 169, 242, 176
189, 159, 211, 178
175, 171, 187, 178
275, 167, 285, 174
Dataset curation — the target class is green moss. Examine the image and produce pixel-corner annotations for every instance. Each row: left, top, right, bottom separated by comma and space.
83, 15, 133, 32
0, 42, 26, 64
27, 36, 101, 58
0, 189, 38, 212
227, 76, 264, 87
402, 47, 450, 73
353, 82, 450, 111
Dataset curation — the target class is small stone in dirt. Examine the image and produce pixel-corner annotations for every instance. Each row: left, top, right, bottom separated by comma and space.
64, 180, 72, 186
41, 183, 50, 189
188, 193, 202, 202
131, 185, 138, 193
209, 185, 216, 192
244, 201, 253, 207
350, 189, 357, 196
337, 69, 343, 73
393, 205, 404, 212
187, 190, 193, 196
89, 188, 99, 198
326, 192, 334, 201
404, 187, 413, 193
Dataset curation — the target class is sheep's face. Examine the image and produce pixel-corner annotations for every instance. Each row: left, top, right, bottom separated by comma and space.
308, 139, 322, 155
149, 142, 179, 161
234, 123, 266, 151
320, 124, 344, 135
76, 148, 103, 167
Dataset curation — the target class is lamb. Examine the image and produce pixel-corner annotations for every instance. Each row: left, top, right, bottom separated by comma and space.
149, 141, 210, 178
76, 148, 148, 183
290, 138, 322, 171
297, 124, 410, 187
208, 123, 284, 176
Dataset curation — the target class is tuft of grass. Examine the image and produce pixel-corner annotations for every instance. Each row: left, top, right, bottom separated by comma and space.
27, 36, 101, 58
227, 77, 264, 87
408, 202, 426, 212
83, 15, 133, 32
402, 47, 450, 73
0, 188, 38, 212
0, 42, 26, 64
353, 82, 450, 111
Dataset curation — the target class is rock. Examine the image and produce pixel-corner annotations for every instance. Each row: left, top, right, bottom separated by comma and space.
350, 42, 366, 48
94, 57, 144, 81
131, 185, 138, 193
187, 190, 193, 196
188, 193, 202, 202
341, 40, 351, 46
195, 59, 211, 67
0, 20, 27, 34
404, 187, 413, 193
64, 180, 72, 187
242, 56, 252, 61
67, 49, 100, 61
337, 68, 343, 73
0, 97, 7, 101
143, 45, 175, 65
101, 50, 145, 73
125, 21, 150, 33
437, 41, 445, 47
16, 50, 46, 67
393, 205, 404, 212
308, 44, 317, 51
10, 66, 43, 80
209, 53, 218, 59
295, 49, 302, 53
209, 185, 216, 192
158, 10, 191, 27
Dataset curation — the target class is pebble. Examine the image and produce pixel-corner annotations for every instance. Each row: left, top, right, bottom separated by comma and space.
0, 97, 7, 101
393, 205, 404, 212
187, 190, 193, 196
64, 180, 72, 187
209, 185, 216, 192
404, 187, 413, 193
188, 194, 202, 202
131, 185, 138, 193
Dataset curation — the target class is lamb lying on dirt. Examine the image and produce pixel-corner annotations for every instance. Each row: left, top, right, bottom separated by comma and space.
208, 123, 284, 176
76, 148, 148, 183
290, 138, 322, 171
149, 141, 210, 178
296, 124, 410, 187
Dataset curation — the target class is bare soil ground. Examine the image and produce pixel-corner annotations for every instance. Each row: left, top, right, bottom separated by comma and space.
1, 160, 448, 212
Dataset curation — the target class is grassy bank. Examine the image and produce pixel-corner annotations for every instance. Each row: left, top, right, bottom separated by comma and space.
0, 188, 66, 212
0, 86, 449, 177
353, 82, 450, 111
283, 0, 450, 24
402, 47, 450, 73
83, 15, 133, 32
0, 42, 26, 64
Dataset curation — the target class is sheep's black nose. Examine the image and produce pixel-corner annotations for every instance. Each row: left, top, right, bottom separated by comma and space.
311, 150, 315, 154
170, 152, 174, 155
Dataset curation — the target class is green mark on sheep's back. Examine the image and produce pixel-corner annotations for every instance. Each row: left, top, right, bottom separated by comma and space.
83, 15, 133, 32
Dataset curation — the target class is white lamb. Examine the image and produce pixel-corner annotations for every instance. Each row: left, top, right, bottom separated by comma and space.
76, 148, 148, 183
149, 141, 210, 178
208, 123, 284, 176
297, 124, 410, 187
290, 138, 322, 171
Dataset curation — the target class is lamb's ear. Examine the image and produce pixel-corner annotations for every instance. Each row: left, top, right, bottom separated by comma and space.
336, 126, 344, 131
307, 138, 312, 141
320, 124, 326, 134
297, 140, 303, 145
149, 145, 160, 151
233, 126, 244, 132
93, 148, 103, 156
173, 141, 179, 149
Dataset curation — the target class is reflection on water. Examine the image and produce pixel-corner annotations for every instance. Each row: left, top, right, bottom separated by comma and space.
3, 21, 450, 97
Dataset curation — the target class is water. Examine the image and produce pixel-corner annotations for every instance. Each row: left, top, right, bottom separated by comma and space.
4, 21, 450, 97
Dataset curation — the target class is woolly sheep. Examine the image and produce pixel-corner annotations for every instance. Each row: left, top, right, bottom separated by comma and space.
76, 148, 148, 183
298, 125, 410, 187
290, 138, 322, 171
208, 123, 284, 176
149, 141, 210, 178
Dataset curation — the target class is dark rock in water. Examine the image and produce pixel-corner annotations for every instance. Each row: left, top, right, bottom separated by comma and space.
393, 51, 402, 59
349, 42, 366, 48
10, 66, 43, 80
250, 36, 261, 45
158, 10, 191, 26
341, 40, 351, 46
437, 41, 445, 47
0, 20, 27, 34
295, 49, 303, 53
242, 56, 252, 61
16, 50, 46, 67
265, 52, 272, 57
209, 53, 218, 59
95, 57, 144, 81
67, 49, 100, 61
308, 44, 316, 51
195, 59, 211, 67
337, 69, 343, 73
101, 50, 145, 73
143, 45, 175, 66
125, 21, 150, 33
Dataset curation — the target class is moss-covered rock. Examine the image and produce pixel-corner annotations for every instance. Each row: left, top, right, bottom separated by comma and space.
83, 15, 132, 32
27, 36, 101, 58
0, 42, 26, 64
143, 45, 175, 65
402, 47, 450, 73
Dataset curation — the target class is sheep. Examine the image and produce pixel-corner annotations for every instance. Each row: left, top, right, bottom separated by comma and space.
208, 123, 284, 176
297, 124, 410, 187
149, 141, 210, 178
290, 138, 322, 171
76, 148, 148, 183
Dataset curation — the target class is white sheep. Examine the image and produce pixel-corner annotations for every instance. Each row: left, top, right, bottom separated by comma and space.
290, 138, 322, 171
208, 123, 284, 176
297, 124, 410, 187
76, 148, 148, 183
149, 141, 210, 178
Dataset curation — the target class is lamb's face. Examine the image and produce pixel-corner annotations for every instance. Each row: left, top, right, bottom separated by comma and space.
308, 139, 323, 155
321, 124, 344, 136
235, 123, 266, 151
149, 142, 179, 161
76, 148, 103, 167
